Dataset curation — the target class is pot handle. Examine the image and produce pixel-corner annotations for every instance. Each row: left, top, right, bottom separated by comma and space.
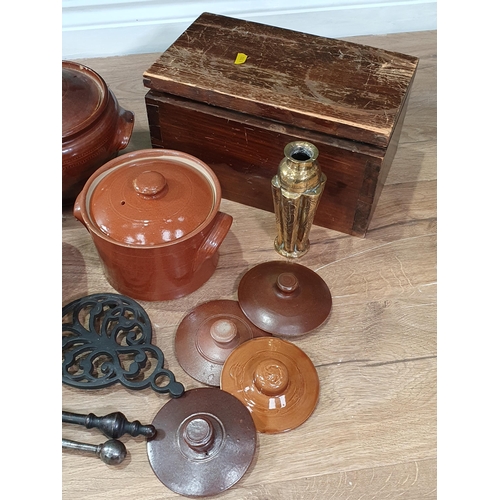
193, 212, 233, 272
114, 107, 135, 151
73, 190, 87, 228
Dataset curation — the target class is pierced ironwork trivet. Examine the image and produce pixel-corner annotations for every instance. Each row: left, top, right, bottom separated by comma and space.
62, 293, 184, 396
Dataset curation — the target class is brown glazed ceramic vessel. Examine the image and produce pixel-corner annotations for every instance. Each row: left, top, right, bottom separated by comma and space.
220, 337, 320, 434
74, 149, 233, 301
147, 387, 256, 497
62, 60, 134, 205
175, 300, 271, 386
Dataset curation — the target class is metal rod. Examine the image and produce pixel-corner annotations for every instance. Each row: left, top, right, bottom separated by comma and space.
62, 410, 156, 439
62, 438, 127, 465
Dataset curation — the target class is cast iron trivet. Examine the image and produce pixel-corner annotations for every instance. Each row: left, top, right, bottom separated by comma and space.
62, 293, 184, 396
147, 387, 256, 497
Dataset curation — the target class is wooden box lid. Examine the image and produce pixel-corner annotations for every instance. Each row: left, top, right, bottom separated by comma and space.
143, 12, 418, 149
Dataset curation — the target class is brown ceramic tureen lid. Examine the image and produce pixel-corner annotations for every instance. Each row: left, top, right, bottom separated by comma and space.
175, 300, 271, 386
62, 61, 108, 139
238, 261, 332, 337
84, 150, 218, 246
147, 387, 256, 497
220, 337, 320, 434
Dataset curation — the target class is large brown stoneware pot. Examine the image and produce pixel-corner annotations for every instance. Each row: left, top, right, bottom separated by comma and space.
62, 60, 134, 205
74, 149, 233, 301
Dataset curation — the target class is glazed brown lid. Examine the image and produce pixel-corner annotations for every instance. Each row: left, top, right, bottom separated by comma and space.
175, 300, 271, 386
147, 387, 256, 497
62, 60, 108, 139
84, 150, 218, 246
220, 337, 320, 434
238, 261, 332, 337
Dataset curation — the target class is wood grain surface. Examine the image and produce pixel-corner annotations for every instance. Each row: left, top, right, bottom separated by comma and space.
62, 29, 436, 500
144, 88, 392, 236
143, 12, 419, 148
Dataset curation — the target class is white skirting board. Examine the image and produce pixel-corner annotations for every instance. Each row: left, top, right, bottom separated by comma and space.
62, 0, 437, 59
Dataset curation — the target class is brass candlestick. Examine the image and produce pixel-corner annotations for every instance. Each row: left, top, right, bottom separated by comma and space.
271, 141, 326, 259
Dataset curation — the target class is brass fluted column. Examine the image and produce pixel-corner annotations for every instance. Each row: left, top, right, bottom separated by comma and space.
272, 141, 326, 259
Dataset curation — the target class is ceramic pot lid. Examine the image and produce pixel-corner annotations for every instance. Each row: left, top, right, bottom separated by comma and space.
220, 337, 319, 434
62, 61, 107, 139
175, 300, 271, 386
86, 150, 218, 246
238, 261, 332, 337
147, 387, 256, 497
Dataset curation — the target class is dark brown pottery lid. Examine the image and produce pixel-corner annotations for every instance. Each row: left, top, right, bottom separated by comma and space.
147, 387, 256, 497
62, 61, 107, 139
175, 300, 271, 386
86, 150, 218, 246
220, 337, 320, 434
238, 261, 332, 337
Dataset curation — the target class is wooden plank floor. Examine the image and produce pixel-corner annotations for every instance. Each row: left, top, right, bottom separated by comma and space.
62, 30, 437, 499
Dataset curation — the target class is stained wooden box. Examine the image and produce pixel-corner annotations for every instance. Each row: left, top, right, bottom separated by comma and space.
143, 12, 418, 237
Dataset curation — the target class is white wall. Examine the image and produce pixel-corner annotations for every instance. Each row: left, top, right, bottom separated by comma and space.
62, 0, 437, 59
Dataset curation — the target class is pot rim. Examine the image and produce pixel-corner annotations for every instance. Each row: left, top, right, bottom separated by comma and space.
62, 60, 110, 141
74, 149, 223, 249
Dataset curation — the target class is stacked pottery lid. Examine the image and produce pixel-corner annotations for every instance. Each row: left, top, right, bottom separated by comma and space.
220, 336, 320, 434
237, 260, 332, 337
175, 300, 271, 386
174, 259, 331, 436
62, 61, 107, 140
147, 388, 256, 497
85, 151, 217, 246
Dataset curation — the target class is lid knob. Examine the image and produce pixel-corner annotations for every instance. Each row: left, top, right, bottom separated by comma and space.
276, 272, 299, 293
253, 359, 289, 396
210, 319, 238, 345
182, 417, 215, 452
132, 170, 168, 197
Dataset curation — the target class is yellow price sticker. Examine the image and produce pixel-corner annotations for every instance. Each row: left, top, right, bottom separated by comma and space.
234, 53, 248, 65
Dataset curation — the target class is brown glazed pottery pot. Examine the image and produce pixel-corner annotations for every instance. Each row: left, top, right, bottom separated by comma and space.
62, 60, 134, 205
74, 149, 233, 301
